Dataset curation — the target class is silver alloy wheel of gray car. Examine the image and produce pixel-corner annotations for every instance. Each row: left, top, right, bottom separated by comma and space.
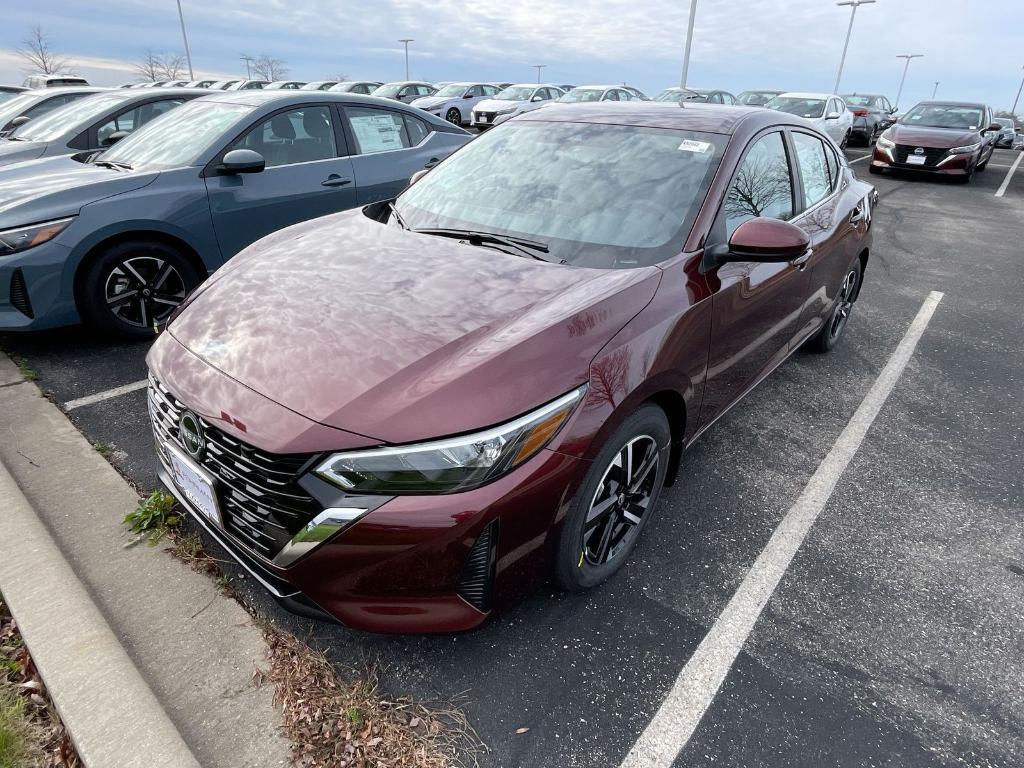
105, 256, 187, 330
582, 434, 660, 566
445, 107, 461, 125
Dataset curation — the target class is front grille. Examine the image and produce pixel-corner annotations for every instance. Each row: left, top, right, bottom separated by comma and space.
148, 376, 322, 561
893, 144, 947, 166
9, 269, 33, 318
457, 520, 498, 612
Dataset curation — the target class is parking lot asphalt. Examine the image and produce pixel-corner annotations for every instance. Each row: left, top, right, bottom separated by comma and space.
2, 147, 1022, 768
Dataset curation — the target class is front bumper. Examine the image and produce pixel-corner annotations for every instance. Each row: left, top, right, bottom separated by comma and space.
870, 144, 977, 175
0, 240, 80, 331
148, 363, 588, 634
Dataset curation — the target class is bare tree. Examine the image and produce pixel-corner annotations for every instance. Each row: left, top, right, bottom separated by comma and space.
16, 25, 73, 75
133, 50, 186, 82
251, 54, 289, 81
326, 73, 348, 82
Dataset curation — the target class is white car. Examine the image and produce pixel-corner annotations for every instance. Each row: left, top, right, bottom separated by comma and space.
493, 84, 637, 127
471, 84, 565, 129
410, 82, 500, 125
766, 91, 854, 147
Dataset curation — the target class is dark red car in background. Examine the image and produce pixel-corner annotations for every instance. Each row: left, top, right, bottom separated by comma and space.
147, 102, 876, 633
871, 100, 1002, 182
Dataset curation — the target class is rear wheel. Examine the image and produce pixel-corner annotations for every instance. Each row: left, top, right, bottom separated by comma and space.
445, 107, 462, 125
806, 260, 861, 353
555, 405, 670, 592
80, 241, 199, 338
840, 130, 851, 150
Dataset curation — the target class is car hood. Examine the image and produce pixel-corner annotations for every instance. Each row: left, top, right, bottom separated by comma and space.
410, 96, 450, 110
0, 156, 159, 229
0, 140, 47, 167
169, 209, 662, 444
887, 124, 980, 148
475, 98, 523, 112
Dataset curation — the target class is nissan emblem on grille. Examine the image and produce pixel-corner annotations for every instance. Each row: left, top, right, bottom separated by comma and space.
914, 147, 925, 155
178, 410, 206, 460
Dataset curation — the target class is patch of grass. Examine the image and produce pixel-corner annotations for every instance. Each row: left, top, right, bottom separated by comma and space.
0, 687, 33, 768
93, 441, 113, 458
123, 491, 179, 546
12, 356, 37, 383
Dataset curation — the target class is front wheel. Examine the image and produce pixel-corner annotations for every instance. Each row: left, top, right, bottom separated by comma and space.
445, 107, 462, 125
80, 241, 199, 338
555, 405, 670, 592
839, 130, 850, 150
806, 260, 862, 353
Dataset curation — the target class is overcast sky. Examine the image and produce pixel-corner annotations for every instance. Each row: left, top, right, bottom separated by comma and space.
2, 0, 1022, 111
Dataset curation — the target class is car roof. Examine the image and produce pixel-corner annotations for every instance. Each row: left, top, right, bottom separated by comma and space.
380, 81, 434, 87
193, 90, 426, 109
517, 101, 799, 135
777, 91, 836, 99
24, 86, 108, 97
572, 85, 622, 90
915, 100, 987, 109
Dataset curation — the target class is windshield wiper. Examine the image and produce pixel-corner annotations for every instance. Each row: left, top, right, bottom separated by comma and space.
412, 227, 553, 262
92, 159, 133, 171
387, 201, 408, 230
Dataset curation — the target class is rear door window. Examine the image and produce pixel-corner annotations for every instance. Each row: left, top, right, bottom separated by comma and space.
792, 132, 831, 209
346, 106, 411, 154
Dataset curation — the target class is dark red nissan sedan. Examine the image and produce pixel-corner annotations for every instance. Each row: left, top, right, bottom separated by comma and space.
147, 102, 876, 633
871, 100, 1001, 182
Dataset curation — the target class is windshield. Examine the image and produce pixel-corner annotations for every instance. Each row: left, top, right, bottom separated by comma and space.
767, 97, 825, 118
0, 91, 22, 106
13, 93, 125, 141
901, 104, 984, 130
100, 100, 253, 170
558, 88, 605, 103
434, 84, 468, 98
496, 86, 534, 101
395, 121, 725, 268
374, 84, 403, 98
737, 91, 778, 106
994, 118, 1013, 128
654, 89, 691, 102
842, 95, 877, 107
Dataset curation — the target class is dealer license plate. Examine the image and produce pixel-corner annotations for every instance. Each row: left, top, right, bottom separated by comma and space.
906, 154, 927, 165
166, 444, 221, 527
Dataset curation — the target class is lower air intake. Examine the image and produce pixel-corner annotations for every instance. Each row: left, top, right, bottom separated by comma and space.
9, 269, 33, 319
457, 520, 498, 612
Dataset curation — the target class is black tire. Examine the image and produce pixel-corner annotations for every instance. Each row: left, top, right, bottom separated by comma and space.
839, 130, 850, 150
445, 107, 462, 126
80, 240, 200, 338
806, 259, 862, 353
555, 404, 671, 592
976, 153, 989, 172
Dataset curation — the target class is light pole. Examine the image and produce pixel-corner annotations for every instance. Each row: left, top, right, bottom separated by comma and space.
833, 0, 875, 94
1012, 65, 1024, 117
532, 64, 546, 84
398, 39, 414, 80
894, 53, 924, 108
240, 55, 253, 79
175, 0, 195, 80
679, 0, 698, 88
932, 81, 939, 99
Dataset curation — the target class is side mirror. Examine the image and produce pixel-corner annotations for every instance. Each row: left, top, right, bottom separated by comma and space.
888, 107, 898, 114
825, 111, 841, 120
408, 169, 429, 186
218, 148, 265, 175
531, 95, 543, 102
719, 218, 810, 264
10, 115, 31, 128
103, 130, 131, 146
463, 93, 473, 99
985, 122, 1002, 133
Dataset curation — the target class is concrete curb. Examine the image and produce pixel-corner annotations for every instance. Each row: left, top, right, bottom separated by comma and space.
0, 458, 202, 768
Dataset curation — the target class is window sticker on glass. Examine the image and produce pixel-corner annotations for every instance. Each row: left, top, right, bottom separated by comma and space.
351, 114, 404, 153
678, 139, 712, 153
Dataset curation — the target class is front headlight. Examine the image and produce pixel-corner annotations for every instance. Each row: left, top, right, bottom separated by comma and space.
0, 217, 74, 256
314, 386, 586, 494
876, 135, 895, 149
947, 142, 981, 154
494, 106, 516, 115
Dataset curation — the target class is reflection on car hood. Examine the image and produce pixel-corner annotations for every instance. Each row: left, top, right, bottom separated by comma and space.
410, 96, 449, 110
0, 156, 159, 229
0, 140, 47, 167
474, 98, 524, 113
169, 209, 662, 444
888, 124, 981, 148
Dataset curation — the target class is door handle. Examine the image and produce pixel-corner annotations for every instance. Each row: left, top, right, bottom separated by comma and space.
791, 249, 812, 269
423, 157, 440, 169
321, 175, 352, 187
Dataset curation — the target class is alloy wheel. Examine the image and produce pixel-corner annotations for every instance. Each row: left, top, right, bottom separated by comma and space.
105, 256, 186, 330
582, 435, 660, 566
828, 268, 858, 342
445, 107, 461, 125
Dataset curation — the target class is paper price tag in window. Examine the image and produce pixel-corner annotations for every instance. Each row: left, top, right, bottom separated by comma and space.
678, 139, 712, 153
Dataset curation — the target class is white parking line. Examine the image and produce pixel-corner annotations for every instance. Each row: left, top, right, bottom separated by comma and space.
64, 379, 148, 411
619, 290, 945, 768
995, 152, 1023, 197
848, 154, 870, 164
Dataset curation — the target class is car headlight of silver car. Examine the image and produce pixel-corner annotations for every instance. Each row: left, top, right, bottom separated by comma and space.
0, 217, 74, 256
314, 386, 586, 494
947, 142, 981, 154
